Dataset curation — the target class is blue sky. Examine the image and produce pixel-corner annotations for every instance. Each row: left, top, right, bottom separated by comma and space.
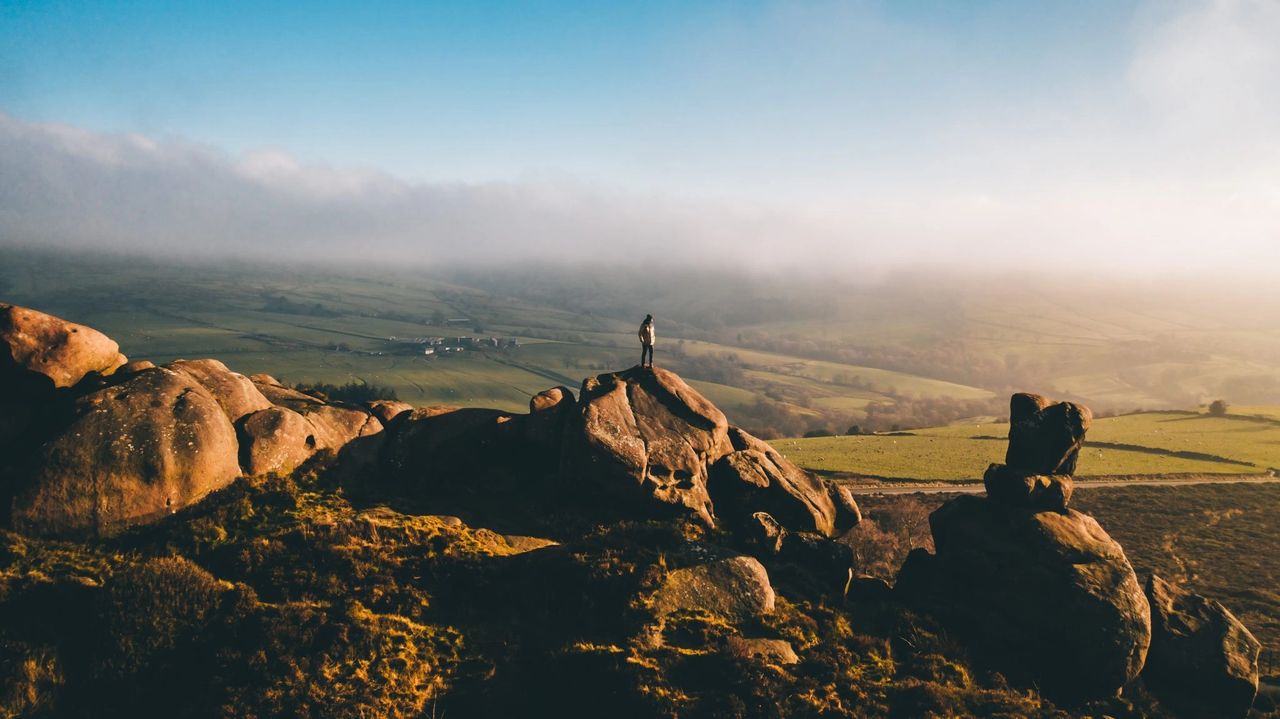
2, 1, 1137, 188
1, 1, 1277, 273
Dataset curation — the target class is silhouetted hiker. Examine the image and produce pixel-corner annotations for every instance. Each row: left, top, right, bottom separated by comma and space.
639, 314, 655, 368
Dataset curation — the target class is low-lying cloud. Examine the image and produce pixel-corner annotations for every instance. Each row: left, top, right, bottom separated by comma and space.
0, 113, 806, 268
1, 0, 1278, 278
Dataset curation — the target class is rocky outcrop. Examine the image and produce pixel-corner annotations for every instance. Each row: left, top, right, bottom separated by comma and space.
563, 367, 730, 527
0, 305, 850, 556
895, 394, 1150, 701
118, 359, 156, 375
1143, 574, 1261, 718
9, 367, 242, 537
303, 404, 383, 449
710, 427, 859, 536
979, 392, 1089, 513
167, 358, 273, 423
237, 406, 321, 477
250, 379, 325, 411
562, 367, 856, 536
896, 495, 1151, 700
237, 399, 383, 478
1, 304, 126, 391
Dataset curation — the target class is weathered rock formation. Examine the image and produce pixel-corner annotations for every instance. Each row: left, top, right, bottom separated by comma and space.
982, 463, 1074, 512
9, 367, 242, 537
2, 307, 848, 555
0, 305, 390, 535
896, 393, 1150, 702
562, 366, 731, 527
236, 374, 384, 477
166, 358, 273, 422
710, 426, 861, 536
1005, 392, 1092, 476
1143, 574, 1261, 718
1, 303, 126, 392
525, 385, 574, 453
237, 406, 323, 477
380, 406, 534, 489
562, 367, 857, 536
896, 495, 1152, 700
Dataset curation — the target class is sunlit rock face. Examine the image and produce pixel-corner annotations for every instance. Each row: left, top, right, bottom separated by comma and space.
9, 367, 241, 538
561, 366, 856, 536
1, 303, 127, 392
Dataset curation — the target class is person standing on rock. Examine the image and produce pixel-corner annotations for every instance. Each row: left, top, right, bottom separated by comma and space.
639, 314, 655, 368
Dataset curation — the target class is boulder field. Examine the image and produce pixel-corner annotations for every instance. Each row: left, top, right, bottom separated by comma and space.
0, 305, 387, 537
0, 305, 853, 544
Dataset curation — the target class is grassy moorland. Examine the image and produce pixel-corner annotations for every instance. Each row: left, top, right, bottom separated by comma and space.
781, 410, 1280, 481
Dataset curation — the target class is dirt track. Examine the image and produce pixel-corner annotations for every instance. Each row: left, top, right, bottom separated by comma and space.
844, 473, 1279, 495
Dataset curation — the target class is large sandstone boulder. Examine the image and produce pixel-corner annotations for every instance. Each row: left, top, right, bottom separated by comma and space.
562, 367, 730, 526
242, 375, 382, 470
1143, 574, 1261, 718
0, 304, 126, 391
237, 406, 320, 477
8, 367, 242, 537
237, 401, 383, 478
303, 404, 383, 449
896, 495, 1151, 701
561, 367, 856, 535
709, 427, 856, 536
167, 358, 272, 422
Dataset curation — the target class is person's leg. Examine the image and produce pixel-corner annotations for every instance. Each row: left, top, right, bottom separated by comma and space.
640, 345, 648, 367
645, 344, 654, 367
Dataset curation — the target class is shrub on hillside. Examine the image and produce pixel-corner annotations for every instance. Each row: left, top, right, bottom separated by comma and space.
843, 497, 934, 578
95, 556, 223, 679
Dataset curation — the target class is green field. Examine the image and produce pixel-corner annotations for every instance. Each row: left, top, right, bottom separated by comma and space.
0, 252, 995, 423
781, 411, 1280, 480
5, 248, 1280, 438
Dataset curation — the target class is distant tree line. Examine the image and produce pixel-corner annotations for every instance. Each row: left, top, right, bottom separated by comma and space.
292, 380, 398, 404
262, 294, 341, 318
